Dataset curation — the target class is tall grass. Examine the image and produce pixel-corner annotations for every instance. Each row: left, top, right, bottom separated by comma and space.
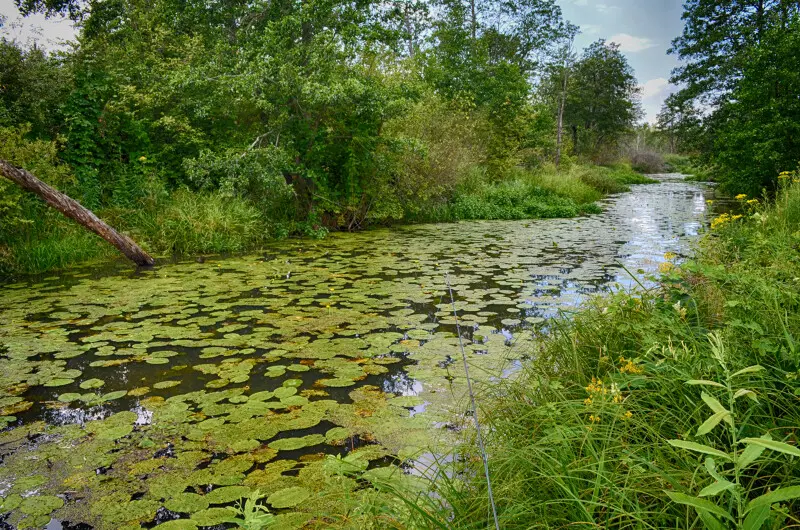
406, 164, 654, 224
413, 176, 800, 529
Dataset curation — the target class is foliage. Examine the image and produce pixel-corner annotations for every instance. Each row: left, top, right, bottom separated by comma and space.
558, 40, 642, 160
425, 175, 800, 529
666, 2, 800, 193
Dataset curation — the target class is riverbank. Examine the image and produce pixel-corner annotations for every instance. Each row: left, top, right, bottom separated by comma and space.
0, 161, 652, 280
424, 173, 800, 528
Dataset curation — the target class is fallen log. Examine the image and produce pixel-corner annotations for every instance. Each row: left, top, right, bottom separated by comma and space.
0, 159, 155, 267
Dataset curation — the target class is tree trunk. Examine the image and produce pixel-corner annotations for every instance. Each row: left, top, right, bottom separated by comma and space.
0, 159, 155, 267
555, 66, 569, 168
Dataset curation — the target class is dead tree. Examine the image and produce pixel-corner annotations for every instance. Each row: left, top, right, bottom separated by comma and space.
0, 160, 155, 267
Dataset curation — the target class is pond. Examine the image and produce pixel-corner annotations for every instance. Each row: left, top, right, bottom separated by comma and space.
0, 175, 726, 529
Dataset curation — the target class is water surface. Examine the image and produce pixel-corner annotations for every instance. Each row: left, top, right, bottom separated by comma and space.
0, 175, 725, 529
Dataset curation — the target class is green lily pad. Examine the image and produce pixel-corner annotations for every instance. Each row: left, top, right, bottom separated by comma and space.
154, 380, 181, 389
80, 378, 105, 389
282, 379, 303, 388
266, 486, 310, 509
43, 378, 74, 387
101, 390, 128, 401
190, 507, 235, 526
154, 520, 198, 530
19, 495, 64, 516
165, 493, 209, 513
273, 387, 297, 399
325, 427, 350, 443
0, 494, 22, 511
204, 485, 251, 505
145, 357, 170, 365
57, 393, 82, 402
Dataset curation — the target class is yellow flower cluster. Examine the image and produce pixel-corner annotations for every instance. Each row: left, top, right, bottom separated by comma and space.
588, 414, 601, 423
779, 171, 791, 180
663, 251, 677, 261
746, 199, 759, 206
619, 356, 644, 374
735, 193, 748, 200
711, 213, 743, 230
658, 262, 675, 274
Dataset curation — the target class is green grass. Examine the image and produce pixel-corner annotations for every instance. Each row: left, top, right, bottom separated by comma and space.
410, 176, 800, 529
406, 164, 653, 224
0, 191, 271, 278
1, 163, 653, 278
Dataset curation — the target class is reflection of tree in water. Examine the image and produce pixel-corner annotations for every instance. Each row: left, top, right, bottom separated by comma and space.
382, 370, 422, 396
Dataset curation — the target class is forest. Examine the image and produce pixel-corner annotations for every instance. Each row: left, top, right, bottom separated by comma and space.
4, 0, 655, 276
1, 1, 800, 529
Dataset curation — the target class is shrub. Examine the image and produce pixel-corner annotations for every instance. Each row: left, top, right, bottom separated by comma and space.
629, 150, 666, 173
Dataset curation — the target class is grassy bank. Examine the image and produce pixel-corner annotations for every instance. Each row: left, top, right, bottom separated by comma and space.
0, 161, 652, 279
417, 173, 800, 528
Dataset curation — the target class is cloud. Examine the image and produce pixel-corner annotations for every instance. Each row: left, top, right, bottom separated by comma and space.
608, 33, 656, 52
580, 23, 601, 35
640, 78, 670, 100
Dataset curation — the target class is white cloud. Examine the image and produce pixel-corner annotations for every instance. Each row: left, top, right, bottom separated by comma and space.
640, 77, 670, 100
608, 33, 656, 52
580, 23, 601, 35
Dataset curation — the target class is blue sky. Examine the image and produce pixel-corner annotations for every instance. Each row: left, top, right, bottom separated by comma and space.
557, 0, 686, 122
1, 0, 685, 122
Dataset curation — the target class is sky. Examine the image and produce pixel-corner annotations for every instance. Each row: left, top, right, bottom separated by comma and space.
557, 0, 686, 122
0, 0, 685, 122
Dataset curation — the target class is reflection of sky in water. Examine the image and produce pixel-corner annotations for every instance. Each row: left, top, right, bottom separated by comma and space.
3, 175, 724, 433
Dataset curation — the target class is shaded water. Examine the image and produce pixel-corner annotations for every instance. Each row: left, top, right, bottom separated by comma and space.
0, 175, 727, 529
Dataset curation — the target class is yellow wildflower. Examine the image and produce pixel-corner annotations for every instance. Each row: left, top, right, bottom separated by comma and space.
735, 194, 747, 200
138, 156, 147, 162
589, 414, 601, 424
624, 410, 633, 420
584, 397, 592, 406
658, 262, 675, 274
746, 199, 759, 206
711, 213, 731, 230
620, 358, 644, 374
663, 251, 677, 261
705, 200, 714, 205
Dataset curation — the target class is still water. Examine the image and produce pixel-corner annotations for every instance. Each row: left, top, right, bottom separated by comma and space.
0, 175, 725, 529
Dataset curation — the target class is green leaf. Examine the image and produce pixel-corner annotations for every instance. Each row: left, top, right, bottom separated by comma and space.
746, 485, 800, 512
701, 392, 733, 426
733, 388, 758, 402
697, 410, 732, 436
697, 509, 727, 530
730, 365, 765, 378
741, 438, 800, 458
737, 439, 767, 471
665, 491, 734, 522
742, 503, 770, 530
699, 480, 735, 497
668, 440, 732, 461
686, 380, 725, 388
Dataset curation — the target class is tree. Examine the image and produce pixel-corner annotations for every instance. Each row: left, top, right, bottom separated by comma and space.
668, 1, 800, 191
562, 40, 641, 159
655, 93, 703, 154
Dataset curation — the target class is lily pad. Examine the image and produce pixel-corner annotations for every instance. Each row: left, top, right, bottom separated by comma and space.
190, 507, 234, 526
204, 485, 251, 505
266, 486, 310, 509
19, 495, 64, 516
164, 493, 209, 513
154, 521, 198, 530
80, 378, 105, 389
43, 378, 74, 387
154, 380, 181, 389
